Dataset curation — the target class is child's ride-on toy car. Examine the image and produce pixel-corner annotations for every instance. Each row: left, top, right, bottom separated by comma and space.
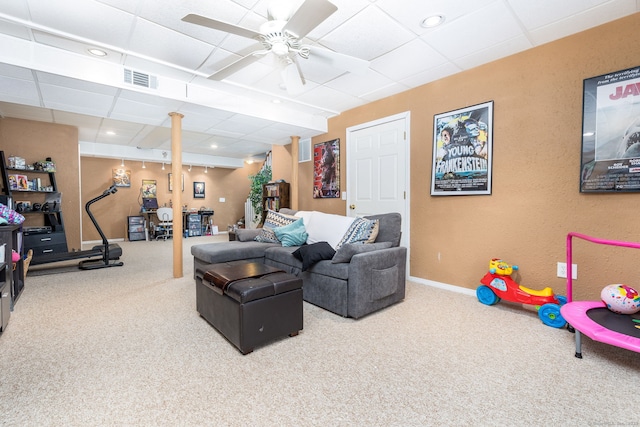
476, 258, 567, 328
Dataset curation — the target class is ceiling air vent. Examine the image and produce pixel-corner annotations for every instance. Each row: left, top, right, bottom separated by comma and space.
123, 68, 158, 89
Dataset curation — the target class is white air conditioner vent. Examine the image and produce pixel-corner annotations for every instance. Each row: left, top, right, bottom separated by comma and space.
124, 68, 158, 89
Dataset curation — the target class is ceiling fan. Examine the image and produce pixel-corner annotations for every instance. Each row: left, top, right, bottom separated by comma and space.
182, 0, 370, 94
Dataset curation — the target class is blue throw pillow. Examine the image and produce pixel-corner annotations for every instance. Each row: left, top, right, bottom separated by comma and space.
274, 218, 308, 247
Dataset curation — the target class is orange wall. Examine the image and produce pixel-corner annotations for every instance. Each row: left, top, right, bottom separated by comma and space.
0, 118, 82, 250
287, 13, 640, 300
80, 157, 260, 241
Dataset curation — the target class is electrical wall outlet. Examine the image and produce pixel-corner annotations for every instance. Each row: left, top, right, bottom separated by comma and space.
557, 262, 577, 279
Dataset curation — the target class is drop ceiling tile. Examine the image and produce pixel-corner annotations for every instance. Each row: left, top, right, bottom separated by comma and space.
128, 18, 216, 71
295, 85, 364, 112
27, 0, 135, 47
324, 69, 394, 98
376, 0, 495, 35
528, 0, 640, 45
0, 21, 32, 40
0, 63, 33, 80
53, 110, 103, 128
0, 102, 53, 121
371, 38, 449, 81
0, 0, 30, 18
508, 0, 611, 30
35, 71, 119, 95
320, 5, 414, 61
0, 76, 40, 102
358, 81, 411, 103
399, 62, 462, 89
423, 2, 524, 61
39, 83, 115, 117
452, 35, 531, 71
304, 0, 370, 40
109, 98, 175, 125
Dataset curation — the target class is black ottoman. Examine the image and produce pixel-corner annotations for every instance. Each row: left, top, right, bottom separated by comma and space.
195, 261, 303, 354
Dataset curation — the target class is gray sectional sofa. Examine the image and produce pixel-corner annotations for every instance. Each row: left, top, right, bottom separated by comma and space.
191, 209, 407, 319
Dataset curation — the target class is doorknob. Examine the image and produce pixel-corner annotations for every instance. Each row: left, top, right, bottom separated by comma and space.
349, 204, 356, 210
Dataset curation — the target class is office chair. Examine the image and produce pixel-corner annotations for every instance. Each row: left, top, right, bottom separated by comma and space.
154, 207, 173, 240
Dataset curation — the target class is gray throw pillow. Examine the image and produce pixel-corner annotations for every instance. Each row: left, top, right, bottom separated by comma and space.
331, 241, 393, 263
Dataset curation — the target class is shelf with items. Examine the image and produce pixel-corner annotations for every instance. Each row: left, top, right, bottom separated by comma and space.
261, 182, 290, 224
1, 151, 67, 266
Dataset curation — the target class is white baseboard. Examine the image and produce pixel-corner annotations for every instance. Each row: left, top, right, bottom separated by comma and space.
408, 275, 476, 297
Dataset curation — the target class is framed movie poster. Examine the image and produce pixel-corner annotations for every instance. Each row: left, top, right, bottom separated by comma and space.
112, 168, 131, 187
580, 65, 640, 192
431, 101, 493, 196
313, 138, 340, 198
168, 173, 184, 192
193, 181, 205, 198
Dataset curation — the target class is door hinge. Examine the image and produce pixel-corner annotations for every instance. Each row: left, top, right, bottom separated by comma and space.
404, 191, 406, 199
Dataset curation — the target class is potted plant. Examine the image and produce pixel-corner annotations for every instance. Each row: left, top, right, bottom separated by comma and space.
248, 166, 271, 225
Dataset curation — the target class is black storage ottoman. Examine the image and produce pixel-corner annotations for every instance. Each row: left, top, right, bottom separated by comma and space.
195, 261, 303, 354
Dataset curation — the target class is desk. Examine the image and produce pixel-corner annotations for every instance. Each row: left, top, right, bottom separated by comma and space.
142, 209, 214, 238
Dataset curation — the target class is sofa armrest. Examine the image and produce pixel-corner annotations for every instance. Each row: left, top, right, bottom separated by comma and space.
347, 246, 407, 318
236, 228, 261, 241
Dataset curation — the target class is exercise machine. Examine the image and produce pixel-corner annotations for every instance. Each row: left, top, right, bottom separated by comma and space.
31, 184, 123, 270
79, 184, 123, 269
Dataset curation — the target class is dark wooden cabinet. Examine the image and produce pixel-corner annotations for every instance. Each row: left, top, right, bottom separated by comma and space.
261, 182, 290, 223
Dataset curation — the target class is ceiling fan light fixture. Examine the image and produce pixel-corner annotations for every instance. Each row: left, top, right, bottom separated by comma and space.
271, 41, 289, 56
421, 14, 445, 28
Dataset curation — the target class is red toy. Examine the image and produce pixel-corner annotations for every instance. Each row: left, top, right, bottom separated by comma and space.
476, 258, 567, 328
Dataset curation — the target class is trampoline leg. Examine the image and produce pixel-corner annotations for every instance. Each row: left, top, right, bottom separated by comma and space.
574, 330, 583, 359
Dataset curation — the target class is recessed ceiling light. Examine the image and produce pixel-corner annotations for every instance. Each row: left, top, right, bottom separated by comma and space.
106, 131, 115, 135
272, 99, 281, 104
211, 144, 218, 149
421, 14, 445, 28
88, 48, 107, 57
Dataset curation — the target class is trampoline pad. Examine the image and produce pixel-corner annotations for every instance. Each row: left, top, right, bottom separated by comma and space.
587, 308, 640, 338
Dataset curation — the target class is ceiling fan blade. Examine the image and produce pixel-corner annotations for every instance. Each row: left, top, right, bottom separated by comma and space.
305, 46, 370, 75
283, 0, 338, 39
281, 61, 306, 95
182, 14, 261, 40
209, 50, 270, 80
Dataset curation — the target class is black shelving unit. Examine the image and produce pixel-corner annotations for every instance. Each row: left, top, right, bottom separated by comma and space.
0, 151, 68, 266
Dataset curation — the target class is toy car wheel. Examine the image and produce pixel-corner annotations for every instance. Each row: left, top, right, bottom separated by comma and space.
556, 295, 568, 306
476, 285, 500, 306
538, 303, 567, 328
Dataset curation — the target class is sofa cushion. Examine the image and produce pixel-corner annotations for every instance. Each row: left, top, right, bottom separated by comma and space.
335, 217, 379, 249
292, 242, 336, 271
365, 212, 402, 246
307, 259, 349, 280
274, 218, 308, 247
255, 210, 298, 243
265, 246, 301, 268
191, 241, 277, 264
332, 241, 393, 263
301, 211, 355, 249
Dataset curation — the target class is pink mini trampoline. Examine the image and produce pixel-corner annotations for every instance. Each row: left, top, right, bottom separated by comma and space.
560, 232, 640, 358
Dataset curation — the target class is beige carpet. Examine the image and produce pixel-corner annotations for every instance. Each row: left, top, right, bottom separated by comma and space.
1, 235, 638, 426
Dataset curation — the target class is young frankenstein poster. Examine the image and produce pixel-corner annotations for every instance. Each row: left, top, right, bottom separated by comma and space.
431, 101, 493, 195
580, 65, 640, 192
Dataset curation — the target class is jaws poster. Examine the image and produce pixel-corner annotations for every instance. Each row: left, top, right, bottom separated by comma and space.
431, 101, 493, 196
580, 65, 640, 192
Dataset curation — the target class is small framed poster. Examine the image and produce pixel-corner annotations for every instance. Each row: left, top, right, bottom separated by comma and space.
194, 181, 205, 198
431, 101, 493, 196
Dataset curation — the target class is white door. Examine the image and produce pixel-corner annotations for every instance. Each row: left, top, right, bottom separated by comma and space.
347, 112, 409, 249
